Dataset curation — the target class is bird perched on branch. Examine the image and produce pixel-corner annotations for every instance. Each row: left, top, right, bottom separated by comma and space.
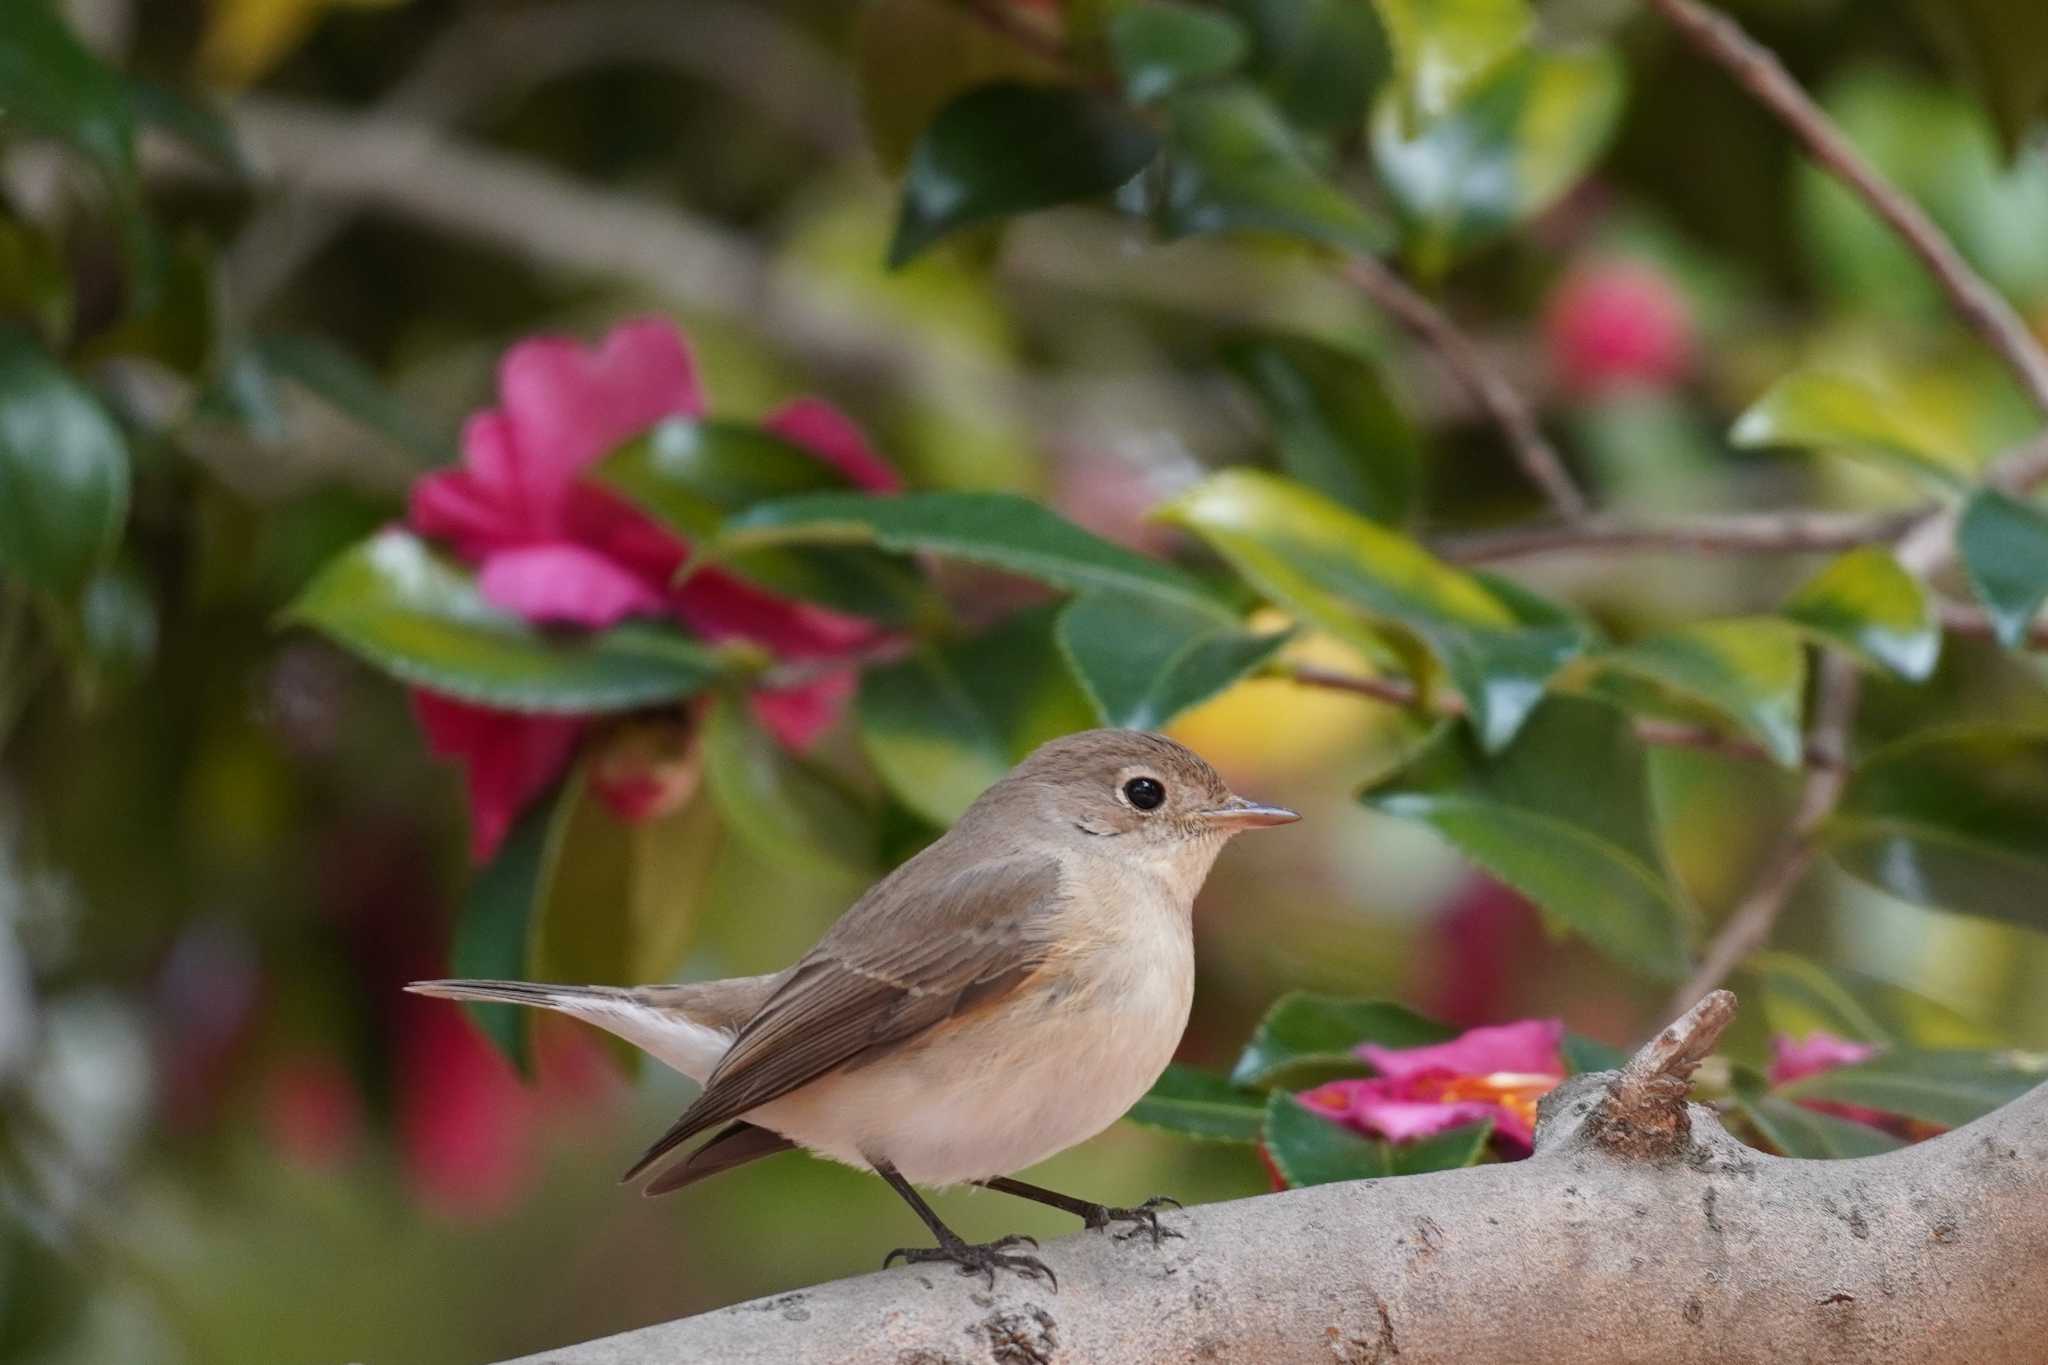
410, 728, 1298, 1286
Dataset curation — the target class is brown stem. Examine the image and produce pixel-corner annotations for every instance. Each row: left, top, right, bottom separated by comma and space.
1437, 507, 1925, 563
1646, 0, 2048, 418
1342, 257, 1590, 519
1664, 652, 1860, 1016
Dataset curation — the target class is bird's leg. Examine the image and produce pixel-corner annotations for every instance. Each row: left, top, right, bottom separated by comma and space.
873, 1161, 1056, 1290
974, 1175, 1185, 1246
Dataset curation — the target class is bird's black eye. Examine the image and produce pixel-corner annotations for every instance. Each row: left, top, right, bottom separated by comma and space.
1123, 776, 1166, 811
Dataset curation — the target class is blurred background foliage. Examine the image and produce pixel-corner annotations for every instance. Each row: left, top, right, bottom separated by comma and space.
3, 0, 2048, 1361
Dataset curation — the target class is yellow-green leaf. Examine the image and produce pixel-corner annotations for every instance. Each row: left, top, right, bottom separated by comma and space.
1373, 0, 1532, 126
1782, 547, 1940, 681
1730, 371, 1977, 491
1598, 618, 1808, 767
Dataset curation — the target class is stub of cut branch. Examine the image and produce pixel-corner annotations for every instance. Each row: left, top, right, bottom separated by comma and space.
503, 991, 2048, 1364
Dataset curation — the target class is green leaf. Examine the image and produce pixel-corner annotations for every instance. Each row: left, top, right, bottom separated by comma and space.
1391, 1120, 1494, 1174
1161, 469, 1585, 750
66, 560, 156, 706
717, 491, 1218, 609
1779, 1049, 2046, 1128
1957, 487, 2048, 648
859, 605, 1097, 827
1909, 0, 2048, 162
1730, 371, 1977, 491
1361, 696, 1694, 979
0, 329, 130, 595
452, 789, 562, 1074
81, 232, 217, 377
128, 78, 245, 175
594, 419, 932, 627
1782, 547, 1940, 682
1263, 1092, 1392, 1185
253, 333, 451, 468
1057, 590, 1291, 731
1222, 0, 1390, 131
855, 0, 1061, 174
1749, 951, 1893, 1047
529, 761, 724, 1071
1111, 3, 1249, 105
284, 529, 728, 712
1231, 993, 1452, 1088
1126, 1063, 1266, 1141
1373, 0, 1532, 126
1560, 1034, 1626, 1073
1372, 45, 1624, 278
889, 83, 1160, 266
0, 0, 135, 184
1223, 334, 1421, 524
1158, 84, 1392, 256
1598, 619, 1808, 768
703, 693, 877, 878
1736, 1092, 1906, 1159
1825, 725, 2048, 931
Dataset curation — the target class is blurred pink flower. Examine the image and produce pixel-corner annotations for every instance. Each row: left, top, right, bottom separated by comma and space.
1542, 259, 1694, 397
1767, 1031, 1908, 1133
397, 1001, 540, 1220
260, 1050, 364, 1171
405, 318, 901, 862
1299, 1018, 1566, 1154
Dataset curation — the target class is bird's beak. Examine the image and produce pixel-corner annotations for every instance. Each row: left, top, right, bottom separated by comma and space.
1199, 795, 1301, 831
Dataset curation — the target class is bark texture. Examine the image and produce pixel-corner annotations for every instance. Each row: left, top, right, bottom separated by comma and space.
504, 994, 2048, 1364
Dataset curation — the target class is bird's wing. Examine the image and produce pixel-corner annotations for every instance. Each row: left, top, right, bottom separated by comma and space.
620, 853, 1064, 1183
642, 1121, 795, 1197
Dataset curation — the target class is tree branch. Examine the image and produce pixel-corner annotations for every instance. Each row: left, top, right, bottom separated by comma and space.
1342, 256, 1590, 520
1436, 506, 1926, 562
1646, 0, 2048, 418
497, 993, 2048, 1364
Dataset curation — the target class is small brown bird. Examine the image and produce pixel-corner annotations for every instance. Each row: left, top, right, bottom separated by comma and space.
409, 729, 1297, 1285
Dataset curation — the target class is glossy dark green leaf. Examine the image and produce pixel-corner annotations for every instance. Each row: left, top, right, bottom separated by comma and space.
0, 330, 130, 595
718, 491, 1219, 610
253, 333, 451, 467
1909, 0, 2048, 161
67, 560, 156, 707
1162, 469, 1584, 750
1736, 1092, 1905, 1160
1372, 45, 1624, 277
1782, 547, 1940, 682
1112, 3, 1248, 104
453, 788, 563, 1074
859, 605, 1097, 827
856, 0, 1061, 174
285, 529, 728, 712
1231, 993, 1452, 1088
1224, 335, 1420, 524
529, 760, 724, 1072
1126, 1063, 1266, 1141
1373, 0, 1532, 125
1263, 1092, 1392, 1185
0, 0, 135, 184
1730, 371, 1976, 491
1825, 726, 2048, 930
1222, 0, 1390, 130
1057, 590, 1291, 731
1391, 1119, 1494, 1174
1779, 1049, 2046, 1128
1158, 84, 1392, 255
703, 693, 877, 878
889, 83, 1161, 266
1560, 1033, 1626, 1074
1957, 487, 2048, 648
1361, 696, 1694, 978
1598, 619, 1807, 768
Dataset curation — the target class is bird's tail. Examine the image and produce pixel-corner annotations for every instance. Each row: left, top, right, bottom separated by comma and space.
405, 979, 735, 1081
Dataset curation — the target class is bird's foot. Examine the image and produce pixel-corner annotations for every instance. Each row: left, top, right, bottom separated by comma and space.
1082, 1195, 1185, 1245
884, 1233, 1056, 1290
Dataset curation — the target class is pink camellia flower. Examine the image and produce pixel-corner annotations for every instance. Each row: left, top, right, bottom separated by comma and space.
406, 318, 901, 862
259, 1050, 365, 1172
396, 999, 540, 1220
1767, 1031, 1893, 1129
1298, 1018, 1567, 1155
1542, 258, 1695, 398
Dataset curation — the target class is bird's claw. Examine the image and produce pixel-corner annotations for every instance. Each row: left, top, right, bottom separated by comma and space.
1085, 1195, 1186, 1246
883, 1235, 1056, 1290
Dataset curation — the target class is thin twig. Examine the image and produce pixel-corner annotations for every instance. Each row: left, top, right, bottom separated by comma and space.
1665, 652, 1860, 1016
1647, 0, 2048, 418
1437, 507, 1924, 563
1278, 663, 1841, 769
1342, 256, 1590, 520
